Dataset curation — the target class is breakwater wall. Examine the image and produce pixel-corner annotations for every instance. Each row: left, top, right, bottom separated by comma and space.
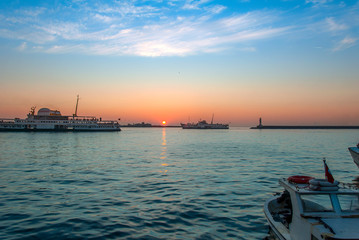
251, 125, 359, 129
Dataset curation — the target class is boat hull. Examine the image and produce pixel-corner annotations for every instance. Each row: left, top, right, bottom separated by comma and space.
0, 123, 121, 132
0, 128, 121, 132
181, 126, 229, 129
348, 147, 359, 168
181, 123, 229, 129
263, 196, 291, 240
0, 120, 121, 132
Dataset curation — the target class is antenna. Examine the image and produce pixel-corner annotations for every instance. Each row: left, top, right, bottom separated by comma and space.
74, 95, 79, 117
29, 106, 36, 116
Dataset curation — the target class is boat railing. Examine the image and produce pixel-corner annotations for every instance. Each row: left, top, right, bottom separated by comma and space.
0, 118, 16, 123
67, 119, 119, 125
70, 116, 118, 123
98, 120, 119, 125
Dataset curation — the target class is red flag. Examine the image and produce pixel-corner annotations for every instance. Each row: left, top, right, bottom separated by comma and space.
323, 159, 334, 183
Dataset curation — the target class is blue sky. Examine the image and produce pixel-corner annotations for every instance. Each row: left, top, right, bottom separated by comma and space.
1, 0, 358, 56
0, 0, 358, 125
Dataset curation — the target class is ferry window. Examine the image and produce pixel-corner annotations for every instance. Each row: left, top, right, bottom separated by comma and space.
337, 194, 359, 212
300, 194, 334, 212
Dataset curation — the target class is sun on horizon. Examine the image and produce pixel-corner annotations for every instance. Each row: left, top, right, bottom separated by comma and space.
162, 120, 167, 125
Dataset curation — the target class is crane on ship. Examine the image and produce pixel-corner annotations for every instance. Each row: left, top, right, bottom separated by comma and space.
73, 95, 79, 119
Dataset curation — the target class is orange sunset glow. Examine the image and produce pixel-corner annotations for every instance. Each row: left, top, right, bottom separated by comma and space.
1, 79, 358, 126
0, 1, 358, 127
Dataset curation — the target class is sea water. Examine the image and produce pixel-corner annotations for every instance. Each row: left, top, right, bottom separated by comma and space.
0, 128, 358, 239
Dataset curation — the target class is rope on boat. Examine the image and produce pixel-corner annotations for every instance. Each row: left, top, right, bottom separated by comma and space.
339, 182, 359, 190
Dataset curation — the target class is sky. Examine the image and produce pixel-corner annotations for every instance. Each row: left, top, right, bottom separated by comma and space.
0, 0, 358, 126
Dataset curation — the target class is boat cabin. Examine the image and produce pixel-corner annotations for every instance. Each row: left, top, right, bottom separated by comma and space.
275, 179, 359, 240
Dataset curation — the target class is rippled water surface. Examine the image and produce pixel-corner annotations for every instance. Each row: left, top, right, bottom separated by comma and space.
1, 128, 358, 239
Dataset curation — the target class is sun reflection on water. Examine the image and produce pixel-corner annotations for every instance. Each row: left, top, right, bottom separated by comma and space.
160, 127, 168, 173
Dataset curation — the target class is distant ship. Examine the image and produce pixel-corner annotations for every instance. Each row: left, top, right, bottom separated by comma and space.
181, 115, 229, 129
124, 122, 152, 127
0, 96, 121, 131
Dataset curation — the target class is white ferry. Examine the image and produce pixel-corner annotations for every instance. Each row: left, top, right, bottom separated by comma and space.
0, 96, 121, 131
264, 173, 359, 240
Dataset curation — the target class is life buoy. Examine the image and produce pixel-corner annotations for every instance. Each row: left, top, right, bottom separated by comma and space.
287, 175, 314, 184
309, 179, 339, 187
309, 185, 339, 191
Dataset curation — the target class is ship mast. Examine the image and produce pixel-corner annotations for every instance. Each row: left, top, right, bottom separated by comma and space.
74, 95, 79, 118
30, 107, 36, 115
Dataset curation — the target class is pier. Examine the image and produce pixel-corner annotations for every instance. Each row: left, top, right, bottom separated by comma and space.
251, 118, 359, 129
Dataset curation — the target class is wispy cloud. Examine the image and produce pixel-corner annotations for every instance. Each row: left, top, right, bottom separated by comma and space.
0, 1, 289, 57
333, 36, 357, 52
37, 22, 84, 41
17, 42, 27, 51
300, 2, 358, 51
17, 7, 46, 17
5, 0, 358, 56
183, 0, 211, 10
306, 0, 330, 3
76, 12, 287, 57
305, 0, 332, 6
97, 2, 160, 18
94, 14, 114, 23
326, 17, 347, 32
206, 5, 226, 14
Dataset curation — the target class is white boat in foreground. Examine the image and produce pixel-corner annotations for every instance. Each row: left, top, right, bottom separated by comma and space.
264, 175, 359, 240
348, 144, 359, 168
0, 96, 121, 131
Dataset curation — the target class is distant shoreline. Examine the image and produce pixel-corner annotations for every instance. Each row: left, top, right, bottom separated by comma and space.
121, 125, 359, 129
121, 125, 181, 128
